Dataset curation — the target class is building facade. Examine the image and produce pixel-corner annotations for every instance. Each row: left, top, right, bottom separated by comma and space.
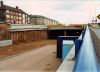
0, 1, 59, 25
0, 1, 30, 24
29, 15, 59, 25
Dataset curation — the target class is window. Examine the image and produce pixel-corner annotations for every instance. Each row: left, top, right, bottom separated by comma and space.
16, 16, 18, 19
6, 19, 10, 23
13, 12, 15, 14
11, 20, 14, 24
28, 17, 29, 20
6, 10, 10, 13
16, 12, 18, 15
19, 13, 21, 15
0, 3, 1, 7
0, 18, 5, 22
23, 19, 25, 24
10, 11, 12, 14
6, 14, 10, 18
23, 14, 25, 24
13, 16, 15, 19
11, 16, 13, 19
23, 14, 25, 20
19, 17, 22, 19
19, 21, 22, 24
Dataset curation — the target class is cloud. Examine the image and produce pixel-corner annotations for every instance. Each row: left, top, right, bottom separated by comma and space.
53, 1, 84, 11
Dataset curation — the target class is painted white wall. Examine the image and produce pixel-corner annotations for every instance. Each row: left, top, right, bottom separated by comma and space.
0, 40, 12, 47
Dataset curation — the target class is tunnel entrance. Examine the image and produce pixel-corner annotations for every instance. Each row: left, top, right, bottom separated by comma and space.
66, 29, 82, 36
48, 29, 82, 39
48, 30, 64, 39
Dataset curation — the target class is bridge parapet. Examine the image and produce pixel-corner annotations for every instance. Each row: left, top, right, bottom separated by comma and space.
57, 26, 99, 72
73, 26, 99, 72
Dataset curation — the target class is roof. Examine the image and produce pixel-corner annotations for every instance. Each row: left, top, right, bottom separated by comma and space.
29, 15, 59, 23
0, 5, 26, 14
29, 15, 47, 18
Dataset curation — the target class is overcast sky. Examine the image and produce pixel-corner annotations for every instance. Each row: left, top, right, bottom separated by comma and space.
2, 0, 100, 24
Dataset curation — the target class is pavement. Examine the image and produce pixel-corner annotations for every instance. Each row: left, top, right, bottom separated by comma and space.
90, 28, 100, 65
0, 40, 56, 59
0, 44, 61, 72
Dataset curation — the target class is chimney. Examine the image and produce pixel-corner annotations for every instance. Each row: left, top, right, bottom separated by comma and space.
16, 6, 18, 9
0, 1, 3, 6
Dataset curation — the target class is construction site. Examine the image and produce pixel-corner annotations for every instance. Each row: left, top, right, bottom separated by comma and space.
0, 21, 82, 72
0, 1, 100, 72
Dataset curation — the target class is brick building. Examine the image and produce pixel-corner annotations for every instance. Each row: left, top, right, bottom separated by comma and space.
0, 1, 30, 24
29, 15, 59, 25
0, 1, 65, 45
0, 1, 59, 25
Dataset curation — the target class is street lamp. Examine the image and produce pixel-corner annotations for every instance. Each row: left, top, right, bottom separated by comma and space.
95, 4, 100, 26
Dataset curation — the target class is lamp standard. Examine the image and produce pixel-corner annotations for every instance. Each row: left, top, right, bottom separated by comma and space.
95, 4, 100, 26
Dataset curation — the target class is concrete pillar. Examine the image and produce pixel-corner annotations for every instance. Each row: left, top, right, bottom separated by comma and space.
64, 30, 66, 36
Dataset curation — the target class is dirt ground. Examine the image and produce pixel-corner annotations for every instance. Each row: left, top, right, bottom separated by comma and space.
0, 40, 56, 60
0, 44, 61, 72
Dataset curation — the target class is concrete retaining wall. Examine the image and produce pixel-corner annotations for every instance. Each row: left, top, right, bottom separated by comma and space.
0, 40, 12, 47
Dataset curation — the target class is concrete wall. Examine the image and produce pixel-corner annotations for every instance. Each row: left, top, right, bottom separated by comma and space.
0, 23, 11, 40
0, 40, 12, 47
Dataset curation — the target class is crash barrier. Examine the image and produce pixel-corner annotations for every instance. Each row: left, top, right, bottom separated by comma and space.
74, 26, 86, 58
56, 27, 86, 60
57, 45, 75, 72
56, 36, 79, 59
62, 40, 74, 61
57, 26, 99, 72
73, 26, 99, 72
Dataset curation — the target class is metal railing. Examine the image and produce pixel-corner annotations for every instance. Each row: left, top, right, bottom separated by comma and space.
73, 26, 99, 72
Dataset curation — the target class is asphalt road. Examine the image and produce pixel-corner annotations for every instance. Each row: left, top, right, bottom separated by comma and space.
0, 44, 61, 72
91, 28, 100, 40
90, 28, 100, 66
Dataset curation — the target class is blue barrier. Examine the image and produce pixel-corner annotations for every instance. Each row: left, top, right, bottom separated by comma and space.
57, 36, 79, 58
75, 39, 82, 58
73, 26, 99, 72
62, 40, 74, 61
74, 26, 87, 59
82, 26, 86, 39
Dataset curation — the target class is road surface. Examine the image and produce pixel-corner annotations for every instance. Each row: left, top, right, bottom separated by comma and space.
90, 28, 100, 65
0, 44, 61, 72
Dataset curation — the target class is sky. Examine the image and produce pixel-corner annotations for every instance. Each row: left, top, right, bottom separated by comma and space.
2, 0, 100, 24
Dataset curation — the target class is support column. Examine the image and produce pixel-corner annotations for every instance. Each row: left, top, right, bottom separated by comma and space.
64, 30, 66, 36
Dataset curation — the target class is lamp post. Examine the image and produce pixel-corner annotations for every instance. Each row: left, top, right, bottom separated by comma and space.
95, 4, 100, 27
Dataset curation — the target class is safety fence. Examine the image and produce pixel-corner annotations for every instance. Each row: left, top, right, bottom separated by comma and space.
73, 26, 99, 72
57, 26, 99, 72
